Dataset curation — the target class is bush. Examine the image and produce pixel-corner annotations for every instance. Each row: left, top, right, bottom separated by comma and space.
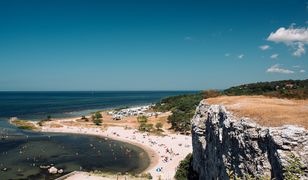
93, 118, 102, 126
94, 112, 102, 119
155, 122, 163, 131
92, 112, 103, 126
81, 115, 89, 121
140, 172, 152, 179
153, 93, 204, 133
283, 153, 304, 180
175, 153, 198, 180
18, 125, 35, 130
137, 116, 148, 124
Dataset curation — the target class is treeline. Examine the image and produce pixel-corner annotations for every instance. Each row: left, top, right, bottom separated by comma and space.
223, 79, 308, 99
153, 90, 220, 133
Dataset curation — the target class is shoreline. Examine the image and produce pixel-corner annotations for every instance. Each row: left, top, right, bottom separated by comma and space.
9, 104, 192, 179
41, 126, 159, 174
39, 122, 192, 179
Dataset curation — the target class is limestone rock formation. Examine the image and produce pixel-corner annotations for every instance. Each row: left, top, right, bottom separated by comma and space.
48, 166, 58, 174
191, 101, 308, 180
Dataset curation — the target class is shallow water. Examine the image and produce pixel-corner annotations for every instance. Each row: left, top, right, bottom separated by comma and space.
0, 120, 150, 180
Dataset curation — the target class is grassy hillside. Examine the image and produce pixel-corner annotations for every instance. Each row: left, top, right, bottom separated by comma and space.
153, 79, 307, 133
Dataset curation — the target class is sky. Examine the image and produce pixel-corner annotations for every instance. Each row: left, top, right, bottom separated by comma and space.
0, 0, 307, 91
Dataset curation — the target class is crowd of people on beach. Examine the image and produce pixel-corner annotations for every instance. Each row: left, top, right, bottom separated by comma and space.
109, 129, 191, 176
39, 119, 192, 179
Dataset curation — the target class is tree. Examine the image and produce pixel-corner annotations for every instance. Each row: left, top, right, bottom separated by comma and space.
137, 116, 153, 132
137, 116, 148, 124
93, 118, 102, 126
94, 112, 102, 119
92, 112, 103, 126
155, 122, 163, 131
47, 115, 51, 121
81, 115, 89, 121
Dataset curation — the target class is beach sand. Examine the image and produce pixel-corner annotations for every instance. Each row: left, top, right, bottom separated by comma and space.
40, 120, 192, 180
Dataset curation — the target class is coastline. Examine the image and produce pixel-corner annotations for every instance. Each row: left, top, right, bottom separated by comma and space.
8, 103, 192, 179
41, 125, 159, 174
39, 125, 192, 179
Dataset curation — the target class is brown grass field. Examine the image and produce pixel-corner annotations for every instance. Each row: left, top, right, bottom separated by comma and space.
41, 110, 173, 134
205, 95, 308, 129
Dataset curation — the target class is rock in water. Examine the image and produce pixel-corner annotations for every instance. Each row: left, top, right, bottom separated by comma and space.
39, 165, 50, 169
191, 101, 308, 180
48, 166, 58, 174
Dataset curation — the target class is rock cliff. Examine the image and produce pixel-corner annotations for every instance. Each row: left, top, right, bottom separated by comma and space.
191, 101, 308, 180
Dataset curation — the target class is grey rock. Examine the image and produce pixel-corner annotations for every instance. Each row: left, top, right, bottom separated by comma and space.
48, 166, 58, 174
191, 101, 308, 180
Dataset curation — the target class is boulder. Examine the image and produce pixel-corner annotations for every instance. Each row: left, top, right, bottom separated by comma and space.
48, 166, 58, 174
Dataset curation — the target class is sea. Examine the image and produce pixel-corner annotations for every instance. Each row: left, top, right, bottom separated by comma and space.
0, 91, 196, 179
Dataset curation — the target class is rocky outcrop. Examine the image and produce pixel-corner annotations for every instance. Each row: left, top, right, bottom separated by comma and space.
191, 101, 308, 180
48, 166, 58, 174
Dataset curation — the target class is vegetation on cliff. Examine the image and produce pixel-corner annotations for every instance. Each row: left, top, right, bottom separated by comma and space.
153, 90, 221, 132
175, 153, 198, 180
153, 93, 203, 132
154, 79, 307, 133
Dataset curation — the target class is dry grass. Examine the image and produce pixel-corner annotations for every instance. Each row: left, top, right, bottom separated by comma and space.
44, 111, 172, 133
205, 95, 308, 129
101, 111, 172, 130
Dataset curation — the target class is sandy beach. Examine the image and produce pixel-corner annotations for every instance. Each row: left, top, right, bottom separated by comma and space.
39, 118, 192, 180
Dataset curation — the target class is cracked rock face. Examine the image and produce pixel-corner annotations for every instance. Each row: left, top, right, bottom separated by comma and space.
191, 101, 308, 180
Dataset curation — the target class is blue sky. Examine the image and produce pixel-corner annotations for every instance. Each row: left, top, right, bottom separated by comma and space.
0, 0, 307, 91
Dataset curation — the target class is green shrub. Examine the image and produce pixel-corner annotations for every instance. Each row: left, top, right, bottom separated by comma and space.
283, 153, 304, 180
91, 112, 103, 126
155, 122, 163, 131
93, 118, 102, 126
175, 153, 198, 180
18, 125, 35, 130
153, 93, 204, 133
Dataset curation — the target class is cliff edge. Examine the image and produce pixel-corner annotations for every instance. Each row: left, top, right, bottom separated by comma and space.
191, 100, 308, 180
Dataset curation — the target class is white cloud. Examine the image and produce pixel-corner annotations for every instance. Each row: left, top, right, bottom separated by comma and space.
267, 27, 308, 43
266, 64, 294, 74
238, 54, 244, 59
267, 25, 308, 57
259, 45, 270, 50
300, 69, 306, 73
225, 53, 230, 57
270, 54, 279, 59
293, 42, 305, 57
